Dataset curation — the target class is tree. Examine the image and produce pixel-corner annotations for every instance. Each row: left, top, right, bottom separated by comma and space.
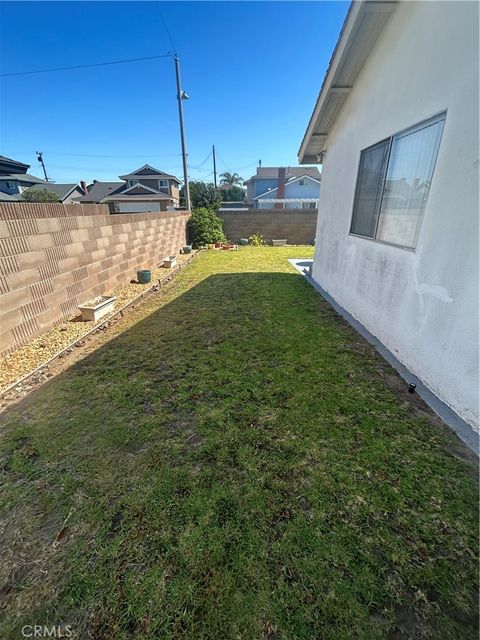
187, 207, 226, 247
219, 172, 244, 186
220, 185, 246, 202
180, 181, 222, 210
21, 188, 60, 203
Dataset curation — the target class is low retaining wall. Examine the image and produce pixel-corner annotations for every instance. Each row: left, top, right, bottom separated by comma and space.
0, 203, 190, 355
218, 209, 318, 244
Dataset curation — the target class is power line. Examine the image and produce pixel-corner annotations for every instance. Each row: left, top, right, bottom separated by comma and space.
190, 150, 212, 170
12, 151, 183, 159
0, 53, 173, 77
155, 2, 177, 54
216, 151, 233, 174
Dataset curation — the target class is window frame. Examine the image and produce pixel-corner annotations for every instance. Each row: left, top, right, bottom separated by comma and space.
349, 112, 446, 251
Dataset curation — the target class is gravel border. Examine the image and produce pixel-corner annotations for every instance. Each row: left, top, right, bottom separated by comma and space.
0, 251, 198, 405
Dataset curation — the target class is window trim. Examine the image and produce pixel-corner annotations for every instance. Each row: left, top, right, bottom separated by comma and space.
349, 111, 446, 251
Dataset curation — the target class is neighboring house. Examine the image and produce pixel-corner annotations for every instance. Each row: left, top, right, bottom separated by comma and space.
76, 165, 181, 212
254, 171, 321, 209
23, 182, 87, 203
244, 166, 321, 207
298, 1, 479, 433
0, 155, 85, 203
0, 154, 47, 197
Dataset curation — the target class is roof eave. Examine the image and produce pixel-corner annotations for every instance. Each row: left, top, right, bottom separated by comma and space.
298, 0, 398, 164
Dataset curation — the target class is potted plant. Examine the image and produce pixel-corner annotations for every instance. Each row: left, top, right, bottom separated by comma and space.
137, 269, 152, 284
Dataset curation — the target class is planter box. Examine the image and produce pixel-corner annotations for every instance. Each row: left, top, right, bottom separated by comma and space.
272, 239, 287, 247
163, 256, 177, 268
78, 295, 116, 322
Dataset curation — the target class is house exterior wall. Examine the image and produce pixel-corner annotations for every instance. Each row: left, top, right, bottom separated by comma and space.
62, 187, 85, 204
0, 203, 190, 355
170, 183, 180, 202
310, 1, 479, 430
256, 178, 321, 208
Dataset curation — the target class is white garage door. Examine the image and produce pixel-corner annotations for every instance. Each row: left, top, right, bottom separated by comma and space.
117, 202, 161, 213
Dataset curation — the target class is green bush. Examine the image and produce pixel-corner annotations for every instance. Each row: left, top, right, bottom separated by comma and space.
249, 233, 265, 246
21, 188, 60, 203
187, 207, 226, 248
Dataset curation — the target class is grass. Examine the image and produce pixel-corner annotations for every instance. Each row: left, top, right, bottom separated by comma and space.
0, 247, 478, 639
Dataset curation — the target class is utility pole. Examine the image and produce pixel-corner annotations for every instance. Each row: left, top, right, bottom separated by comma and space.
36, 151, 49, 182
212, 144, 217, 188
174, 55, 191, 210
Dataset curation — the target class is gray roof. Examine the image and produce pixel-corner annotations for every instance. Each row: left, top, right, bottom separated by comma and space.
24, 183, 82, 201
0, 191, 21, 201
74, 181, 124, 202
0, 155, 30, 172
244, 166, 321, 184
1, 173, 47, 184
119, 164, 181, 183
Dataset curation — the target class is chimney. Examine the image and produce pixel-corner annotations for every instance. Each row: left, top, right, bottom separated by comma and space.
277, 167, 286, 209
80, 181, 88, 194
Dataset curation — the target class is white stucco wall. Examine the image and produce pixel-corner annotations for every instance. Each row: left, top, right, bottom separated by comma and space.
311, 1, 479, 430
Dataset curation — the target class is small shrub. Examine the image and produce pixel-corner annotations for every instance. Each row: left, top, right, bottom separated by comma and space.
188, 207, 226, 248
249, 234, 265, 247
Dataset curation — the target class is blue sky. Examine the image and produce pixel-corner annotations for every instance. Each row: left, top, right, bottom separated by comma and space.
0, 1, 348, 184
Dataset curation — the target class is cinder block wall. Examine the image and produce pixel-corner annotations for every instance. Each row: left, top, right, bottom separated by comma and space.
218, 209, 318, 244
0, 203, 190, 355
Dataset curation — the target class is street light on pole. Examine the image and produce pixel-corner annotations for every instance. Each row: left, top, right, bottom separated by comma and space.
174, 54, 191, 211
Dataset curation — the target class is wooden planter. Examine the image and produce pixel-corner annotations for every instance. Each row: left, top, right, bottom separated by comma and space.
78, 295, 116, 322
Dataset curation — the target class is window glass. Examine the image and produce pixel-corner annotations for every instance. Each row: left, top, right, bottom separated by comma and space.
376, 118, 444, 248
350, 140, 390, 238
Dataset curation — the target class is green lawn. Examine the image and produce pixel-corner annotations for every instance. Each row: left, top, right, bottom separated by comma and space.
0, 247, 478, 639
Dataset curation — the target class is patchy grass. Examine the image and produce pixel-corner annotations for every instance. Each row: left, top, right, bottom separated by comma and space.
0, 247, 477, 639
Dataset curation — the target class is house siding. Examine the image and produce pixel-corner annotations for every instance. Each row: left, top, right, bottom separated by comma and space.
310, 1, 479, 430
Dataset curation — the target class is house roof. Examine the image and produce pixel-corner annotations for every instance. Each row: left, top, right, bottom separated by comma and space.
24, 183, 83, 201
0, 191, 20, 201
298, 1, 398, 164
74, 181, 124, 202
0, 155, 30, 172
244, 166, 321, 185
119, 164, 181, 183
254, 174, 322, 200
101, 184, 173, 202
1, 173, 47, 184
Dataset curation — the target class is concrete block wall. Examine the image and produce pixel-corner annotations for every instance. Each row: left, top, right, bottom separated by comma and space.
0, 203, 190, 355
218, 209, 318, 244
